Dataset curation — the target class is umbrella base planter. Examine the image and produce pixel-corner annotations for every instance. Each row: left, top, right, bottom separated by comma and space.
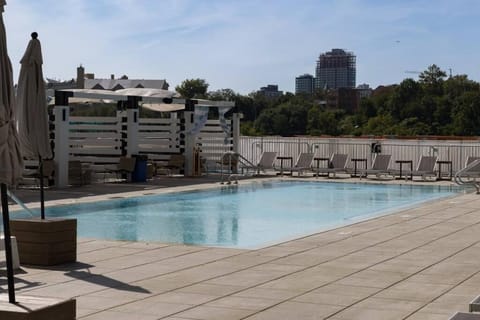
0, 295, 75, 320
9, 218, 77, 266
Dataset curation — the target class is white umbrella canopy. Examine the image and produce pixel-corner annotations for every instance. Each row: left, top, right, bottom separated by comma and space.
16, 32, 52, 159
115, 88, 185, 112
0, 1, 23, 186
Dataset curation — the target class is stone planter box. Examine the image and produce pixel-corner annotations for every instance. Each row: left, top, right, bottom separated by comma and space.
9, 218, 77, 266
0, 295, 75, 320
470, 295, 480, 312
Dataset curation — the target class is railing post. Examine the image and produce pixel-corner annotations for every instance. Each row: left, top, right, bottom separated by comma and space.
232, 112, 240, 155
125, 96, 140, 156
183, 100, 195, 176
54, 106, 69, 187
126, 108, 139, 156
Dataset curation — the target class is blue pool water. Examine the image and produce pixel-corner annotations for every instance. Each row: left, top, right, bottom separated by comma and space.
14, 181, 460, 248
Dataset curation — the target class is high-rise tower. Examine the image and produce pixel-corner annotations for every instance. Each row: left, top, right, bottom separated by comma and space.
315, 49, 356, 90
295, 74, 315, 94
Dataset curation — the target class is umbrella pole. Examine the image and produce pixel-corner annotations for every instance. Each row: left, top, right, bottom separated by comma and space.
39, 156, 45, 219
1, 183, 16, 303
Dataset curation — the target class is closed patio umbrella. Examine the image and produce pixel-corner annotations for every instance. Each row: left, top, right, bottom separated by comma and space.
0, 0, 23, 303
16, 32, 52, 219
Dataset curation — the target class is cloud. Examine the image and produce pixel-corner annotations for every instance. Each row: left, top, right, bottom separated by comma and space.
2, 0, 480, 93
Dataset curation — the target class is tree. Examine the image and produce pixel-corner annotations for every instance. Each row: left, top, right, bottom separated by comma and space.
452, 91, 480, 135
208, 88, 236, 101
419, 64, 447, 95
307, 109, 342, 136
363, 114, 396, 136
175, 79, 209, 99
419, 64, 447, 84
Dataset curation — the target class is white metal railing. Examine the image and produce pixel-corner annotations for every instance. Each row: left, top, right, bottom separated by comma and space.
240, 136, 480, 174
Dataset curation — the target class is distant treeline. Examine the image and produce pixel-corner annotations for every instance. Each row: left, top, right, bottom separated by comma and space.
67, 65, 480, 137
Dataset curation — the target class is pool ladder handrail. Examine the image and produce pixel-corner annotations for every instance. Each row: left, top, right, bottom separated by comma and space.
454, 159, 480, 194
219, 152, 257, 184
7, 190, 35, 217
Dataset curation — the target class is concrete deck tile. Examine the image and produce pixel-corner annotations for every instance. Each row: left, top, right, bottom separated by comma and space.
98, 264, 178, 283
368, 261, 425, 274
336, 269, 408, 289
76, 294, 135, 310
257, 274, 332, 291
353, 297, 425, 312
132, 278, 197, 294
448, 284, 480, 296
404, 311, 454, 320
76, 307, 100, 318
206, 296, 281, 311
177, 283, 246, 296
311, 283, 380, 298
23, 278, 111, 297
17, 269, 78, 285
149, 291, 218, 305
118, 241, 170, 250
77, 240, 130, 253
174, 305, 256, 320
271, 251, 338, 267
80, 310, 161, 320
273, 239, 322, 249
206, 269, 287, 287
254, 245, 309, 258
293, 291, 364, 306
83, 287, 151, 300
329, 306, 417, 320
249, 262, 306, 273
421, 262, 480, 276
375, 282, 452, 302
78, 247, 146, 263
156, 249, 243, 268
109, 298, 192, 317
159, 264, 247, 285
232, 287, 303, 301
419, 300, 469, 314
294, 266, 356, 281
91, 252, 172, 269
242, 301, 342, 320
128, 245, 207, 261
432, 293, 477, 305
220, 252, 279, 267
409, 273, 475, 286
327, 252, 389, 269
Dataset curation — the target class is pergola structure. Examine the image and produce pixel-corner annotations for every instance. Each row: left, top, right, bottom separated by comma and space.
53, 89, 238, 187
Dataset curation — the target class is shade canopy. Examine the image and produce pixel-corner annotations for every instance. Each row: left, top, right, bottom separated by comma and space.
1, 0, 22, 304
0, 2, 23, 185
16, 34, 52, 159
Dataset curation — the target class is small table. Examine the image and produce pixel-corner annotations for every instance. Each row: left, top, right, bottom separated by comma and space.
437, 160, 453, 181
395, 160, 413, 180
277, 156, 293, 176
350, 158, 367, 177
313, 157, 330, 177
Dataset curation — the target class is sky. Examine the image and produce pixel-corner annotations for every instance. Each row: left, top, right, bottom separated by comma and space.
3, 0, 480, 94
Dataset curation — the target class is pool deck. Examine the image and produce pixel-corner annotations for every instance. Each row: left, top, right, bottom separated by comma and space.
2, 175, 480, 319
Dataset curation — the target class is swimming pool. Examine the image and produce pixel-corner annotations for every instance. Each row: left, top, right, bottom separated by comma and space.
15, 181, 460, 248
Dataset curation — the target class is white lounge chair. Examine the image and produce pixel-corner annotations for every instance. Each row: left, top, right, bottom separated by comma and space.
279, 152, 314, 176
402, 155, 438, 181
241, 151, 277, 175
316, 153, 349, 178
359, 154, 393, 179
